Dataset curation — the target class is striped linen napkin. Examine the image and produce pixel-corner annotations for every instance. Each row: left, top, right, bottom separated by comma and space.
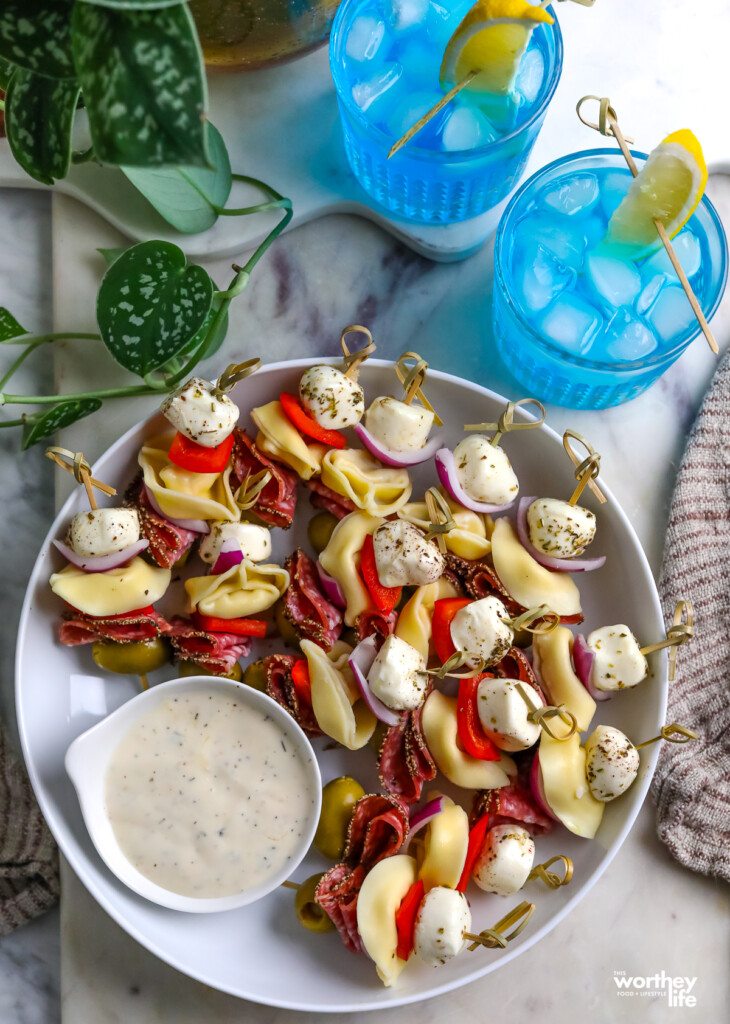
0, 723, 59, 935
652, 351, 730, 882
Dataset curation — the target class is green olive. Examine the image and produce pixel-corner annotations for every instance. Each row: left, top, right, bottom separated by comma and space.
275, 599, 300, 649
307, 511, 338, 555
512, 628, 533, 649
242, 659, 267, 692
92, 638, 170, 676
294, 874, 334, 933
178, 660, 243, 682
314, 775, 366, 861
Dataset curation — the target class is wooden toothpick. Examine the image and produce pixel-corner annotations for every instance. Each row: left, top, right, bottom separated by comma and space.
45, 446, 116, 511
388, 69, 479, 159
576, 95, 718, 356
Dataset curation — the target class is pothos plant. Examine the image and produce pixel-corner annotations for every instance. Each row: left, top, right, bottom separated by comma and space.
0, 207, 292, 449
0, 0, 280, 233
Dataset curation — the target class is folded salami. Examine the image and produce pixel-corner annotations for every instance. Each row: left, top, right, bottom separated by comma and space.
305, 479, 357, 520
315, 864, 366, 954
124, 474, 198, 569
378, 705, 437, 804
494, 645, 542, 692
262, 653, 322, 737
444, 552, 523, 616
282, 549, 342, 650
59, 606, 172, 646
167, 616, 251, 676
230, 428, 297, 529
356, 607, 397, 641
470, 780, 554, 836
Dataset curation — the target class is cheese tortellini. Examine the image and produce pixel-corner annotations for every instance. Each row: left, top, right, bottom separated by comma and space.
357, 855, 418, 988
394, 578, 460, 662
319, 511, 384, 627
251, 401, 326, 480
139, 434, 239, 523
418, 798, 469, 892
321, 449, 412, 516
532, 626, 596, 732
398, 494, 493, 560
185, 560, 289, 618
538, 732, 604, 839
491, 517, 582, 618
421, 691, 516, 791
300, 640, 376, 750
49, 557, 171, 617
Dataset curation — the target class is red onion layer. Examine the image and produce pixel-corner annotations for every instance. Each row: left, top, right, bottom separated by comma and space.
348, 636, 401, 727
315, 560, 346, 609
408, 796, 447, 839
353, 422, 444, 468
516, 496, 606, 573
211, 539, 245, 576
434, 447, 514, 515
143, 485, 210, 534
572, 633, 612, 702
53, 537, 149, 573
529, 751, 560, 822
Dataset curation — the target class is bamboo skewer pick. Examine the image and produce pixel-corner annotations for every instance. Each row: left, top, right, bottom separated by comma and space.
638, 598, 693, 682
465, 900, 535, 951
341, 325, 376, 379
388, 70, 479, 159
562, 430, 606, 504
576, 95, 719, 355
45, 446, 116, 510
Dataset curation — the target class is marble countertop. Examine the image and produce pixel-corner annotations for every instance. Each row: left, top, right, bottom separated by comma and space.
2, 174, 730, 1022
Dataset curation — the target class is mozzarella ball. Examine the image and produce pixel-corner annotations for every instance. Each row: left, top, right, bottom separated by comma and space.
450, 596, 513, 669
584, 725, 640, 802
587, 624, 647, 691
372, 520, 444, 588
453, 435, 519, 506
472, 824, 535, 895
67, 508, 140, 558
161, 377, 239, 449
299, 365, 364, 429
364, 396, 434, 453
368, 635, 428, 711
199, 521, 271, 565
414, 887, 471, 967
527, 497, 596, 558
476, 676, 542, 752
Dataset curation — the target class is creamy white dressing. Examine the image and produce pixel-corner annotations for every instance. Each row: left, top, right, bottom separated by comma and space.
104, 690, 316, 898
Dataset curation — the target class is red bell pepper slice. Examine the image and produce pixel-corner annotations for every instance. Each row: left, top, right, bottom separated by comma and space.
68, 604, 155, 619
168, 431, 235, 474
395, 878, 425, 961
279, 392, 348, 449
431, 597, 472, 665
457, 675, 501, 761
456, 814, 491, 893
360, 533, 402, 613
192, 612, 267, 638
291, 658, 312, 708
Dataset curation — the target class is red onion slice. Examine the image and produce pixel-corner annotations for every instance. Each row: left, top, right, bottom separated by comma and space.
53, 537, 149, 573
348, 636, 402, 727
353, 422, 444, 468
408, 796, 446, 839
315, 560, 346, 609
434, 448, 515, 515
572, 633, 611, 702
211, 539, 244, 576
144, 485, 210, 534
516, 496, 606, 573
529, 751, 559, 822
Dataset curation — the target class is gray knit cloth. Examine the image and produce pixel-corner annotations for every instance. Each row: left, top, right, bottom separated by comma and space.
653, 351, 730, 882
0, 723, 59, 934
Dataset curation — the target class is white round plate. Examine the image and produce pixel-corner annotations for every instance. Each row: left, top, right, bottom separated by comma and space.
16, 359, 665, 1012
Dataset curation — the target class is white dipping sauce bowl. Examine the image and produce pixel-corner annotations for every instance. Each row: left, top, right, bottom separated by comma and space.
65, 676, 322, 913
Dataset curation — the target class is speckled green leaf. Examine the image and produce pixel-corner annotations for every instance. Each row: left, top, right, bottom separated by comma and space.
175, 299, 229, 363
120, 123, 232, 234
70, 3, 209, 167
0, 1, 76, 80
0, 308, 29, 342
98, 247, 127, 266
78, 0, 185, 8
0, 57, 14, 91
5, 69, 81, 184
97, 240, 214, 375
21, 398, 102, 450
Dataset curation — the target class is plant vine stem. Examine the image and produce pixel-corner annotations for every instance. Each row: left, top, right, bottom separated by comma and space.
0, 418, 24, 428
1, 384, 156, 406
1, 332, 101, 346
0, 340, 45, 392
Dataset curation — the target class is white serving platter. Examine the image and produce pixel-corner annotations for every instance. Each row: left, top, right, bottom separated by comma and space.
16, 359, 665, 1011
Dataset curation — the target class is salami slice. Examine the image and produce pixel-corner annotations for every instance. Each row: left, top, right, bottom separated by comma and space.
315, 864, 366, 954
470, 780, 554, 836
124, 474, 198, 569
230, 428, 297, 529
282, 549, 342, 651
356, 607, 397, 642
379, 707, 437, 804
59, 607, 172, 646
343, 793, 409, 870
444, 553, 523, 616
167, 616, 251, 676
305, 479, 357, 520
262, 653, 322, 737
495, 646, 542, 693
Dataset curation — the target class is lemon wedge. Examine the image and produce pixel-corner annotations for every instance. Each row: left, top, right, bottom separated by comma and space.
440, 0, 553, 96
605, 130, 708, 260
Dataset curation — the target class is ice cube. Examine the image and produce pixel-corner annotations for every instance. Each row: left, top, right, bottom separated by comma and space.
345, 15, 386, 62
388, 0, 429, 33
600, 170, 632, 219
515, 211, 586, 272
440, 105, 497, 151
636, 273, 664, 315
540, 295, 602, 355
599, 307, 657, 362
514, 47, 545, 105
644, 229, 702, 280
474, 92, 518, 133
541, 173, 599, 218
387, 91, 448, 145
585, 250, 641, 309
647, 285, 697, 341
352, 63, 403, 116
514, 241, 574, 313
398, 38, 437, 87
